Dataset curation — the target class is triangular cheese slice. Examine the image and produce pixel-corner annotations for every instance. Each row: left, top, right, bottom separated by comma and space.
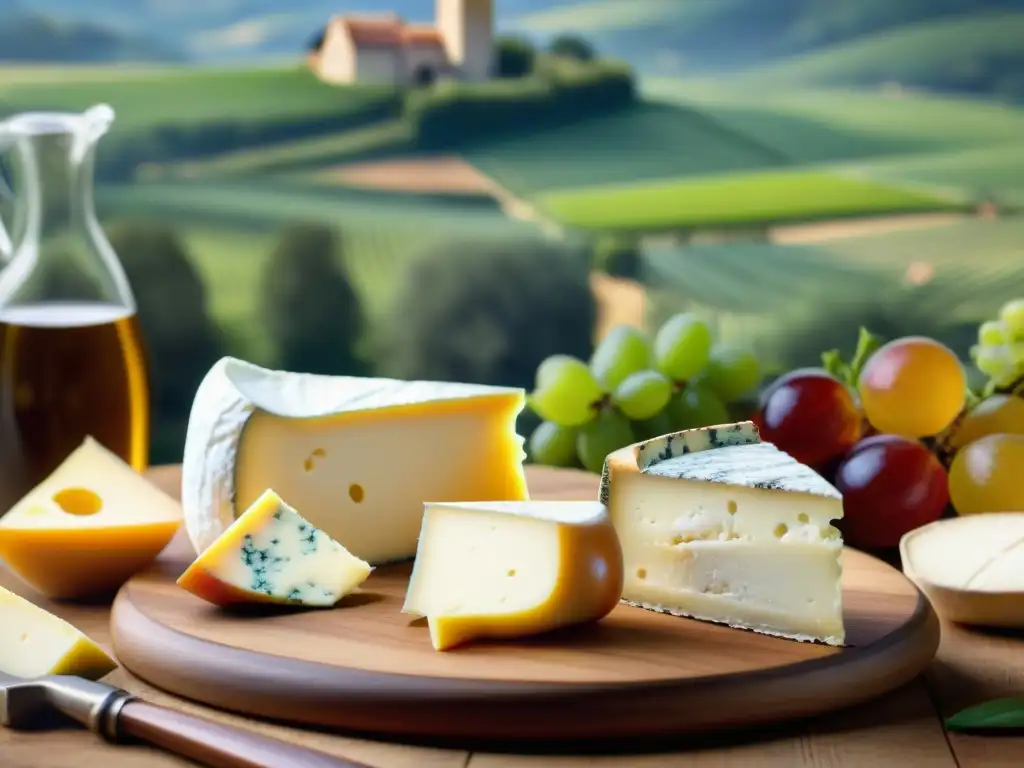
0, 586, 117, 679
178, 489, 372, 607
601, 422, 845, 646
0, 437, 182, 599
181, 357, 528, 565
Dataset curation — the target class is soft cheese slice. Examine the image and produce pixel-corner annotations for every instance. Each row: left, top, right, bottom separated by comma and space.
900, 513, 1024, 628
402, 501, 623, 651
181, 357, 528, 564
600, 422, 845, 646
178, 489, 372, 607
0, 586, 117, 679
0, 437, 182, 600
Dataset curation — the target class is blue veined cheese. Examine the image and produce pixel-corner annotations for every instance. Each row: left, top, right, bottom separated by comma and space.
177, 489, 372, 607
601, 422, 845, 646
181, 357, 528, 565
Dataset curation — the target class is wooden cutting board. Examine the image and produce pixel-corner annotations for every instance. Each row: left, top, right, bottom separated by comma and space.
111, 465, 940, 746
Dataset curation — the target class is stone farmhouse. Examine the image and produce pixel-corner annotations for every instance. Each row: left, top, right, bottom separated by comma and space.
307, 0, 494, 86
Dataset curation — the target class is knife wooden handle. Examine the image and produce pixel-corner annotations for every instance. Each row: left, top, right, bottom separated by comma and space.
117, 699, 371, 768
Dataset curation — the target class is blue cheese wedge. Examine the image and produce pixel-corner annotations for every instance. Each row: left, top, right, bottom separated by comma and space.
600, 422, 845, 646
177, 489, 372, 607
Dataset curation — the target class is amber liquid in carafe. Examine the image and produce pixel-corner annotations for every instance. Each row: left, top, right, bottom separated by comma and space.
0, 301, 150, 513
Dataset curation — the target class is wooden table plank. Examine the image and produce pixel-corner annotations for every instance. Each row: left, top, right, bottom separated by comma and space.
926, 620, 1024, 768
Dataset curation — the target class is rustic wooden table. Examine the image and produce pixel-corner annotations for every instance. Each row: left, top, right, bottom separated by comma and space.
2, 465, 1022, 768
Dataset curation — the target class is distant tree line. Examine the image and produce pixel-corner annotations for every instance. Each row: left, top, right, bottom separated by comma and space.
84, 221, 596, 463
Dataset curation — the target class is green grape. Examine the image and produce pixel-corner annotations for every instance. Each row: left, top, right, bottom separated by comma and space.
612, 370, 672, 420
999, 299, 1024, 340
635, 410, 675, 441
529, 355, 604, 427
978, 320, 1008, 347
654, 313, 712, 381
668, 384, 730, 429
700, 344, 762, 403
577, 408, 635, 473
528, 421, 579, 467
972, 344, 1017, 387
590, 325, 653, 391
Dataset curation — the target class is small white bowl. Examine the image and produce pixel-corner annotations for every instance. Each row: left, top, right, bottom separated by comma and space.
900, 513, 1024, 629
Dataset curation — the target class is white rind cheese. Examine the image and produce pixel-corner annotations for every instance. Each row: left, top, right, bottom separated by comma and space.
601, 422, 845, 646
181, 357, 528, 564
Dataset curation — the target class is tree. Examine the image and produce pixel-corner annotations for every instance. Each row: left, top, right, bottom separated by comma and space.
592, 236, 641, 280
261, 223, 365, 377
549, 34, 596, 62
106, 221, 225, 462
376, 237, 597, 390
493, 36, 536, 78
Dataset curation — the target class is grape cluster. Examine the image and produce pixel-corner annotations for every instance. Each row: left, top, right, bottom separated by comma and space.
527, 316, 762, 473
758, 323, 1024, 550
972, 299, 1024, 391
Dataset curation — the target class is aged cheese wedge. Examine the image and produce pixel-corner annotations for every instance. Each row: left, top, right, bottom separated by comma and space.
600, 422, 845, 646
901, 513, 1024, 628
0, 437, 182, 600
178, 489, 372, 607
0, 586, 117, 679
402, 501, 623, 651
181, 358, 528, 564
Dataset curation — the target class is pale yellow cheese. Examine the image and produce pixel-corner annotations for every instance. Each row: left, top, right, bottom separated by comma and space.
0, 437, 182, 600
182, 358, 529, 564
0, 586, 117, 679
601, 423, 845, 646
178, 489, 372, 607
402, 501, 623, 651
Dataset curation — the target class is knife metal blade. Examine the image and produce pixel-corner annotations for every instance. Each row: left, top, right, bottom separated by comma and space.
0, 669, 131, 735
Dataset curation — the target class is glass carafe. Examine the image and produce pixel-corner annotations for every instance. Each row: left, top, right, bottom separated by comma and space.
0, 104, 150, 514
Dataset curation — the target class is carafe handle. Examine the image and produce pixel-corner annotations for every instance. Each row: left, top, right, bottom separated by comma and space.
0, 127, 14, 263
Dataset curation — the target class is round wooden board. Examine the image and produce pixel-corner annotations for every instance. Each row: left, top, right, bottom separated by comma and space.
113, 465, 940, 745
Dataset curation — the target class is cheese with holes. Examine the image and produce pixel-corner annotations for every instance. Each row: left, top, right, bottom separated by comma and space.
178, 489, 372, 607
0, 438, 182, 600
181, 357, 528, 564
600, 422, 845, 646
402, 501, 623, 651
0, 586, 117, 679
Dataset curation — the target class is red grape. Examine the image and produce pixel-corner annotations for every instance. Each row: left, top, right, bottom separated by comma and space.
835, 434, 949, 549
754, 369, 863, 468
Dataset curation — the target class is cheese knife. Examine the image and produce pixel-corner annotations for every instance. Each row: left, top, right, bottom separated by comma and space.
0, 670, 370, 768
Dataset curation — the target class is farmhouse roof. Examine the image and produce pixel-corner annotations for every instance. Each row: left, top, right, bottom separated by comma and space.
338, 14, 406, 48
401, 24, 445, 47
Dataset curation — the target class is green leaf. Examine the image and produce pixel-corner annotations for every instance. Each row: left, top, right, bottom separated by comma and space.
946, 698, 1024, 731
821, 349, 850, 385
848, 326, 882, 383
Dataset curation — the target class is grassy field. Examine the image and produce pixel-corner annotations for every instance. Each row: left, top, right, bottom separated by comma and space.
97, 180, 545, 362
0, 63, 398, 133
537, 169, 965, 232
463, 101, 787, 195
645, 81, 1024, 163
643, 216, 1024, 365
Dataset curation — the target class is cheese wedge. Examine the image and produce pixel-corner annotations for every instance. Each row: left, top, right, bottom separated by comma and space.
178, 489, 372, 607
402, 501, 623, 651
900, 513, 1024, 628
0, 437, 182, 600
600, 422, 845, 646
0, 586, 117, 679
181, 358, 528, 564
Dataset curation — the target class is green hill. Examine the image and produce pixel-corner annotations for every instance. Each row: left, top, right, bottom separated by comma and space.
732, 12, 1024, 101
0, 12, 183, 62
